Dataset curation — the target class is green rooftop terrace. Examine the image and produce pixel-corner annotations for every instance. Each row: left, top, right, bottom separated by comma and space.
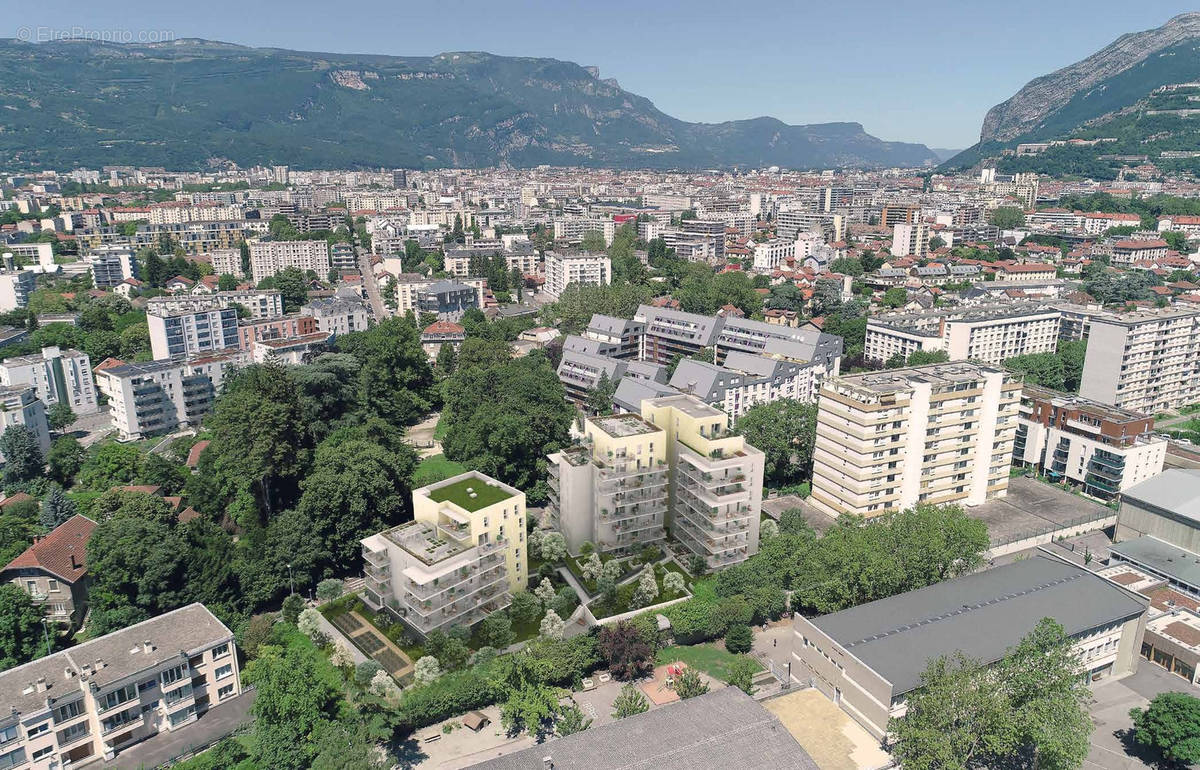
427, 475, 515, 512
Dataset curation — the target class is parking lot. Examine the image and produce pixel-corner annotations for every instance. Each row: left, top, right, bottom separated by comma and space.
1087, 664, 1198, 770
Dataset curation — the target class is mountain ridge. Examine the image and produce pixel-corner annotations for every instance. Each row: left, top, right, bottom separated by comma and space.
0, 38, 938, 171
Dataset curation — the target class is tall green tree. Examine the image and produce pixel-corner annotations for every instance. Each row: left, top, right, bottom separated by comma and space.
337, 317, 434, 427
735, 400, 818, 487
0, 425, 43, 485
246, 638, 345, 770
0, 584, 45, 671
1130, 692, 1200, 765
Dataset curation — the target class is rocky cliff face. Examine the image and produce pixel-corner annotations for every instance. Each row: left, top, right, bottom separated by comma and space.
980, 12, 1200, 142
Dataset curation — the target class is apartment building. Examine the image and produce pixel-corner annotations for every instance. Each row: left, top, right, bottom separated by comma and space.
250, 331, 332, 365
0, 346, 98, 414
95, 350, 246, 441
87, 247, 137, 289
810, 362, 1021, 518
552, 218, 616, 245
0, 604, 241, 769
634, 306, 723, 364
890, 221, 927, 257
776, 210, 845, 242
580, 315, 645, 359
547, 414, 670, 555
641, 395, 765, 570
1079, 308, 1200, 414
0, 386, 51, 462
680, 220, 726, 262
302, 297, 369, 336
132, 220, 269, 256
146, 291, 284, 320
0, 265, 35, 311
715, 316, 843, 371
146, 305, 239, 360
394, 275, 487, 315
751, 239, 796, 271
791, 553, 1149, 740
236, 314, 317, 349
1113, 239, 1169, 266
993, 263, 1057, 282
1, 514, 96, 627
247, 239, 330, 283
864, 304, 1061, 365
670, 350, 831, 416
543, 251, 611, 299
417, 280, 480, 320
1014, 385, 1166, 500
360, 471, 527, 637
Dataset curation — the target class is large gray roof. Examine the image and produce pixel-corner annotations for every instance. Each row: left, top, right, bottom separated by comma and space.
470, 687, 818, 770
1121, 470, 1200, 521
614, 377, 680, 414
1109, 536, 1200, 591
811, 554, 1147, 696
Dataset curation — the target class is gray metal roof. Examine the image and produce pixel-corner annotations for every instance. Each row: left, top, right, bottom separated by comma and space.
1109, 536, 1200, 591
1121, 470, 1200, 522
811, 554, 1147, 696
614, 377, 680, 414
470, 687, 818, 770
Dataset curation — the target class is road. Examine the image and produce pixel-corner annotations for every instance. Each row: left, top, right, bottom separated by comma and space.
355, 243, 390, 321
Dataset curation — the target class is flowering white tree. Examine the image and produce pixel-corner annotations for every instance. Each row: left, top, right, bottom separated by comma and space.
600, 559, 623, 582
663, 571, 686, 597
369, 669, 401, 701
297, 608, 324, 642
630, 568, 659, 608
540, 532, 568, 563
414, 655, 442, 686
759, 519, 780, 540
582, 552, 604, 582
329, 643, 355, 670
534, 577, 557, 606
540, 609, 565, 639
528, 529, 546, 557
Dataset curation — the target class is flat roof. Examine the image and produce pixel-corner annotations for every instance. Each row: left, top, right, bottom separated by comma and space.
1110, 536, 1200, 591
472, 687, 819, 770
811, 554, 1147, 696
835, 361, 1008, 395
1121, 469, 1200, 522
591, 413, 661, 438
645, 393, 724, 420
424, 474, 514, 512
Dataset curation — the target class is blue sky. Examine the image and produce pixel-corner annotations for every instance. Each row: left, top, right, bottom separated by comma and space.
13, 0, 1197, 149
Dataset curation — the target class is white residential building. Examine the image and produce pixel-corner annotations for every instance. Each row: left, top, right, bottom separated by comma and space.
751, 239, 795, 271
246, 239, 330, 283
146, 305, 240, 360
0, 347, 98, 415
543, 251, 611, 299
864, 304, 1062, 365
1079, 308, 1200, 414
0, 385, 51, 461
301, 297, 370, 337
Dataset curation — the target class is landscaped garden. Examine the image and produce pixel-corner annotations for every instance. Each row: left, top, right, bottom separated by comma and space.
588, 561, 691, 619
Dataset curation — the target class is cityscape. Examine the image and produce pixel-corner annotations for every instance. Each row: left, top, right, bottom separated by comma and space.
6, 5, 1200, 770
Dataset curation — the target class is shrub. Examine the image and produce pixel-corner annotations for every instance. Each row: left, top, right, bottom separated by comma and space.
552, 586, 579, 619
759, 519, 779, 540
612, 683, 649, 719
676, 667, 709, 699
724, 623, 753, 654
663, 571, 686, 597
726, 656, 757, 695
581, 552, 604, 582
540, 532, 567, 563
662, 597, 726, 644
534, 577, 557, 606
413, 655, 442, 686
398, 662, 504, 729
478, 612, 516, 649
281, 593, 305, 625
630, 568, 659, 608
297, 608, 324, 642
355, 660, 383, 688
598, 621, 654, 680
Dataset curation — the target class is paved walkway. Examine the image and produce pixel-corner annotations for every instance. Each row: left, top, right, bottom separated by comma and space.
356, 244, 389, 320
405, 412, 443, 458
102, 690, 255, 769
763, 689, 891, 770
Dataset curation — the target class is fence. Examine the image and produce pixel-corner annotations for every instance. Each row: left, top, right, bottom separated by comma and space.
986, 510, 1117, 557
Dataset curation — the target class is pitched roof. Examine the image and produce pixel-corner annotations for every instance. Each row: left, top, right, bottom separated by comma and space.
186, 439, 211, 469
2, 515, 97, 583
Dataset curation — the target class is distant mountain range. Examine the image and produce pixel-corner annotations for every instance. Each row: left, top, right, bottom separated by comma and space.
0, 39, 939, 171
946, 13, 1200, 177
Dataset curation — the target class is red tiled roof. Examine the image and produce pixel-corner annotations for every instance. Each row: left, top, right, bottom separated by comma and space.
93, 357, 127, 372
186, 440, 211, 469
423, 320, 465, 335
2, 514, 96, 583
0, 492, 34, 510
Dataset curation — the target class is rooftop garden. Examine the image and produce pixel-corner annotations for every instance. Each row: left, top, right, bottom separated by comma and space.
427, 476, 513, 512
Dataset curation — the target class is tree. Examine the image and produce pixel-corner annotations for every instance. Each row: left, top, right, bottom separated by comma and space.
735, 400, 818, 487
1059, 339, 1087, 393
413, 655, 441, 685
598, 621, 654, 680
726, 656, 758, 695
586, 370, 616, 416
355, 660, 383, 688
435, 341, 457, 374
759, 519, 779, 541
881, 287, 908, 308
316, 578, 345, 604
245, 638, 344, 770
612, 683, 650, 719
539, 610, 565, 639
1003, 352, 1065, 390
988, 207, 1026, 229
47, 402, 75, 433
579, 230, 607, 252
297, 608, 324, 642
778, 508, 813, 536
630, 568, 659, 609
272, 266, 309, 312
724, 623, 753, 654
0, 425, 43, 484
534, 577, 557, 607
337, 317, 435, 427
0, 584, 44, 671
478, 612, 516, 649
78, 441, 144, 490
675, 667, 709, 699
663, 571, 686, 596
218, 273, 239, 291
539, 531, 567, 563
928, 235, 946, 251
282, 593, 305, 625
47, 436, 86, 485
556, 702, 593, 736
1130, 692, 1200, 765
510, 591, 541, 626
311, 719, 388, 770
39, 485, 76, 530
424, 628, 470, 672
581, 552, 604, 582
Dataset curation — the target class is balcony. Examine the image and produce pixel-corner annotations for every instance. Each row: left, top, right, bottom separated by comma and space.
363, 547, 388, 568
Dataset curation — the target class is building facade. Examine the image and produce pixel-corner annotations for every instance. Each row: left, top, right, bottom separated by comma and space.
247, 239, 330, 283
544, 251, 612, 299
0, 346, 98, 415
146, 306, 240, 360
1079, 308, 1200, 414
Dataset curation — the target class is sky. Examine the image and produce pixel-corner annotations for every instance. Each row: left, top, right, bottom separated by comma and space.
12, 0, 1199, 149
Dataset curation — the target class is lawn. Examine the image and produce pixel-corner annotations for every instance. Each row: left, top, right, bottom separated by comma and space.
412, 453, 468, 488
656, 643, 762, 681
428, 475, 513, 512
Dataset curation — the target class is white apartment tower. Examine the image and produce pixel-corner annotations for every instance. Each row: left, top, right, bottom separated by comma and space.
543, 251, 611, 299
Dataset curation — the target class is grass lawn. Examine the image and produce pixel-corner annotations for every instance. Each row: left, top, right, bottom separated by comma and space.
428, 475, 513, 512
412, 454, 468, 487
656, 643, 762, 681
66, 490, 104, 511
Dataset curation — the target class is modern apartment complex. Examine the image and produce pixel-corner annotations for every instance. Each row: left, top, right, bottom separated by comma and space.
633, 306, 723, 364
864, 303, 1062, 365
0, 346, 98, 415
0, 604, 241, 769
0, 265, 35, 311
394, 275, 487, 315
791, 553, 1149, 740
236, 313, 317, 349
87, 247, 138, 289
1078, 308, 1200, 414
1014, 385, 1166, 500
810, 362, 1021, 518
547, 414, 669, 555
95, 350, 246, 440
301, 297, 370, 336
641, 395, 765, 570
543, 251, 611, 299
146, 304, 240, 360
670, 350, 832, 416
145, 291, 284, 320
247, 239, 330, 283
360, 472, 527, 637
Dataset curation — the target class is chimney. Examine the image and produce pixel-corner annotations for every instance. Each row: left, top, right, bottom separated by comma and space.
35, 677, 47, 693
70, 554, 79, 570
542, 758, 553, 770
143, 641, 153, 654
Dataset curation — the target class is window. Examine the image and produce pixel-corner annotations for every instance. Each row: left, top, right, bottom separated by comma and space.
160, 664, 188, 686
139, 679, 157, 692
0, 748, 26, 770
168, 705, 196, 727
99, 683, 137, 712
211, 643, 229, 659
215, 664, 233, 680
57, 721, 88, 744
25, 722, 47, 739
32, 746, 53, 760
53, 700, 83, 724
47, 579, 59, 593
218, 683, 235, 700
0, 727, 14, 747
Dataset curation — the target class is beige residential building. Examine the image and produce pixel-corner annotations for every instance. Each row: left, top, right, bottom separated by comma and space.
0, 604, 241, 769
811, 362, 1021, 518
247, 239, 330, 283
547, 414, 669, 556
360, 471, 527, 637
543, 251, 611, 299
1079, 308, 1200, 414
864, 303, 1062, 365
394, 274, 487, 315
641, 395, 765, 570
